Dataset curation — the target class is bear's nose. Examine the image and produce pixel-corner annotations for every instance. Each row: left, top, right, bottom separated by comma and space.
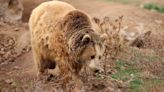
94, 69, 100, 73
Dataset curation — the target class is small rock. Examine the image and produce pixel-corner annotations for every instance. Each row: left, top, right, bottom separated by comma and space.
155, 20, 163, 24
5, 79, 14, 84
0, 61, 9, 66
117, 89, 123, 92
8, 58, 15, 62
0, 50, 5, 55
22, 47, 31, 53
130, 74, 134, 78
13, 28, 20, 31
13, 66, 20, 70
0, 22, 5, 26
139, 4, 144, 8
11, 81, 17, 86
8, 39, 15, 45
7, 72, 12, 75
4, 51, 12, 58
0, 47, 5, 52
102, 86, 115, 92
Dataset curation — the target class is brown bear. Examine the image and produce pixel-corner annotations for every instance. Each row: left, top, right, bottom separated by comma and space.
29, 1, 106, 82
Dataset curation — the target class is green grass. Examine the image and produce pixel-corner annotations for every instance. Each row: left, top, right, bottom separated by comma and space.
142, 79, 164, 92
107, 42, 164, 92
130, 79, 143, 92
106, 0, 132, 4
95, 59, 139, 81
111, 60, 143, 92
95, 72, 102, 80
131, 52, 161, 62
144, 3, 164, 13
129, 47, 161, 63
105, 0, 140, 5
111, 59, 164, 92
105, 0, 164, 13
111, 60, 140, 81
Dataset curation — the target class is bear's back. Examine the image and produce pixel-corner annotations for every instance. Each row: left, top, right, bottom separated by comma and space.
29, 1, 75, 32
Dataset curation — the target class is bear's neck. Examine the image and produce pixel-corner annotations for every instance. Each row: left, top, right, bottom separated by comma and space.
65, 26, 91, 40
61, 13, 92, 40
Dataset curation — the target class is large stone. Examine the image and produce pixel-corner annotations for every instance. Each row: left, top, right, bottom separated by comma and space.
0, 0, 24, 23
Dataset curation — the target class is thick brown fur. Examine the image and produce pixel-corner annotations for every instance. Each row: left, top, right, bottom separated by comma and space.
29, 1, 106, 86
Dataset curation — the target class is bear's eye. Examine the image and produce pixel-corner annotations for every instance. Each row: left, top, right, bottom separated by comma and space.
91, 55, 95, 59
99, 56, 101, 59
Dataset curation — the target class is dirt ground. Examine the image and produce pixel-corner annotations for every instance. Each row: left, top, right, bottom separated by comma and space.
0, 0, 164, 92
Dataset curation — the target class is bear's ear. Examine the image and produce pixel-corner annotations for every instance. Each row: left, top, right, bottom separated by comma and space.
62, 10, 91, 31
68, 34, 91, 54
82, 34, 91, 44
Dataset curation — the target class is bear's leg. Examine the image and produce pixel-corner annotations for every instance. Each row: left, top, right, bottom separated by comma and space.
57, 61, 83, 91
37, 58, 49, 80
57, 61, 72, 84
32, 46, 49, 80
45, 59, 56, 69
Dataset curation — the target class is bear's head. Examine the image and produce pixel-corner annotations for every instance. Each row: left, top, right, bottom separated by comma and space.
69, 28, 106, 72
61, 10, 106, 72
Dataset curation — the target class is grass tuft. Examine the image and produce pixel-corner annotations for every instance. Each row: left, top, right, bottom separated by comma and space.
106, 0, 138, 4
143, 3, 164, 13
111, 60, 140, 81
130, 79, 143, 92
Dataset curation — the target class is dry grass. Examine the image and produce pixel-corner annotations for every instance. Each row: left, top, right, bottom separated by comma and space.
92, 16, 127, 75
92, 14, 164, 92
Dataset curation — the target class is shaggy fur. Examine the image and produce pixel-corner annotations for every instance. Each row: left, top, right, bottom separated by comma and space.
29, 1, 105, 83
